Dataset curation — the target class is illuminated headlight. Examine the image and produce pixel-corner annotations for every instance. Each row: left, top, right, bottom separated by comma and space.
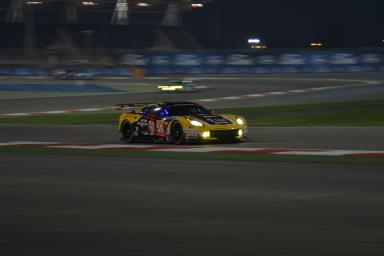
236, 118, 244, 125
202, 131, 210, 138
238, 129, 243, 137
190, 120, 203, 127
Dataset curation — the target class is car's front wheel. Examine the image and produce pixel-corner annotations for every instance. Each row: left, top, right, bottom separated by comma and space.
169, 122, 184, 145
121, 121, 134, 143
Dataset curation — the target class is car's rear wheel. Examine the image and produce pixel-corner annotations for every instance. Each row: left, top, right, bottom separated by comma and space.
121, 121, 134, 143
170, 122, 184, 145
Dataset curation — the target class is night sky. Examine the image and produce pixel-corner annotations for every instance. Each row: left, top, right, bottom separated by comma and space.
185, 0, 384, 49
0, 0, 383, 49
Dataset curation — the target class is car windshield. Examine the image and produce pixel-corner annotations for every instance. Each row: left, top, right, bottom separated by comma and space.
166, 104, 210, 116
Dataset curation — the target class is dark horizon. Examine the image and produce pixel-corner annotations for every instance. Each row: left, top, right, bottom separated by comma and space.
0, 0, 383, 49
185, 0, 384, 49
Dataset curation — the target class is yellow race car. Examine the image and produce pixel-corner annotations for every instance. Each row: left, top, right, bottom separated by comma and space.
116, 102, 247, 144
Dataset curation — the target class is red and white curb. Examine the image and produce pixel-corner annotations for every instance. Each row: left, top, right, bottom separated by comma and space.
0, 107, 117, 117
1, 141, 383, 157
196, 79, 380, 102
0, 79, 380, 117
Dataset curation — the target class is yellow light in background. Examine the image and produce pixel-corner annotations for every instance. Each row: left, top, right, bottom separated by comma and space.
26, 1, 43, 4
251, 45, 267, 49
191, 3, 204, 8
310, 42, 323, 47
158, 85, 183, 91
137, 2, 150, 7
82, 1, 97, 6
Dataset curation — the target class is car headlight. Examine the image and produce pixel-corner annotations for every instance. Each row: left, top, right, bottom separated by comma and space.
202, 131, 210, 138
236, 117, 244, 125
190, 120, 204, 127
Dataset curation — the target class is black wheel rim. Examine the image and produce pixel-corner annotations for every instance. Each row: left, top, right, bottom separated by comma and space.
172, 124, 182, 142
123, 124, 132, 139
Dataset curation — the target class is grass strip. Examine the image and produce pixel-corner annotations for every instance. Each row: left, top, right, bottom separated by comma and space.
219, 99, 384, 126
1, 146, 384, 165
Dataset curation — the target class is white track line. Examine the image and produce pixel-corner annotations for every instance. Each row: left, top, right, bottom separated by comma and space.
1, 141, 383, 157
0, 141, 58, 146
276, 150, 359, 156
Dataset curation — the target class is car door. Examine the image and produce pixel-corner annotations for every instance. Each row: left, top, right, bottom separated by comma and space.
146, 107, 162, 136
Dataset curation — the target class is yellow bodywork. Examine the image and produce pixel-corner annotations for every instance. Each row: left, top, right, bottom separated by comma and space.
118, 109, 248, 142
170, 114, 247, 141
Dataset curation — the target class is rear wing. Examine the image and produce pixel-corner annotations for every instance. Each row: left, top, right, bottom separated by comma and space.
114, 103, 157, 113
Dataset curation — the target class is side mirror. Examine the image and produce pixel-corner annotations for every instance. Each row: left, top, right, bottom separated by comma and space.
209, 110, 216, 115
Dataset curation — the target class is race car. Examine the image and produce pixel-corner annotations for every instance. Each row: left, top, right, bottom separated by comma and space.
157, 80, 205, 92
116, 102, 247, 144
52, 68, 94, 80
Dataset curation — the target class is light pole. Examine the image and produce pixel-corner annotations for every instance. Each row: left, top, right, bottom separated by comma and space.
111, 0, 129, 25
24, 2, 36, 58
81, 30, 95, 62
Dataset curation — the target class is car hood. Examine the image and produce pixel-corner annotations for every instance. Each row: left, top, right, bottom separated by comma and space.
189, 115, 233, 125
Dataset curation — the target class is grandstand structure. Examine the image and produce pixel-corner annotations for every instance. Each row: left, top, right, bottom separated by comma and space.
0, 0, 215, 65
2, 0, 213, 25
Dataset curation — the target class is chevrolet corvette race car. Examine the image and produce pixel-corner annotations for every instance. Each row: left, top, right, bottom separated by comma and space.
116, 102, 247, 144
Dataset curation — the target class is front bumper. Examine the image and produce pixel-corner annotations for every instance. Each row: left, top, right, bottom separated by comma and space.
184, 127, 248, 142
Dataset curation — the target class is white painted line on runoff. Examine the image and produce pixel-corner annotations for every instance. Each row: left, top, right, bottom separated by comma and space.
276, 150, 384, 156
78, 108, 104, 112
3, 113, 31, 116
0, 141, 58, 146
290, 89, 306, 93
195, 86, 210, 90
1, 141, 384, 157
197, 98, 218, 102
47, 144, 184, 150
245, 94, 265, 97
149, 147, 259, 153
88, 144, 164, 149
43, 110, 68, 114
275, 150, 358, 156
220, 96, 243, 100
266, 91, 287, 96
47, 145, 100, 150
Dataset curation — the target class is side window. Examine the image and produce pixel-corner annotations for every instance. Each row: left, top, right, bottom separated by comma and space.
160, 108, 170, 117
142, 107, 150, 116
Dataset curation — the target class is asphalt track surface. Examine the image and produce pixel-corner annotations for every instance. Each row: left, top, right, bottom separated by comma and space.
1, 124, 384, 150
1, 73, 384, 113
1, 154, 384, 256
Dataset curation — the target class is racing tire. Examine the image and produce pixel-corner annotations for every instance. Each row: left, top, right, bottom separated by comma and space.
170, 122, 185, 145
121, 121, 134, 143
